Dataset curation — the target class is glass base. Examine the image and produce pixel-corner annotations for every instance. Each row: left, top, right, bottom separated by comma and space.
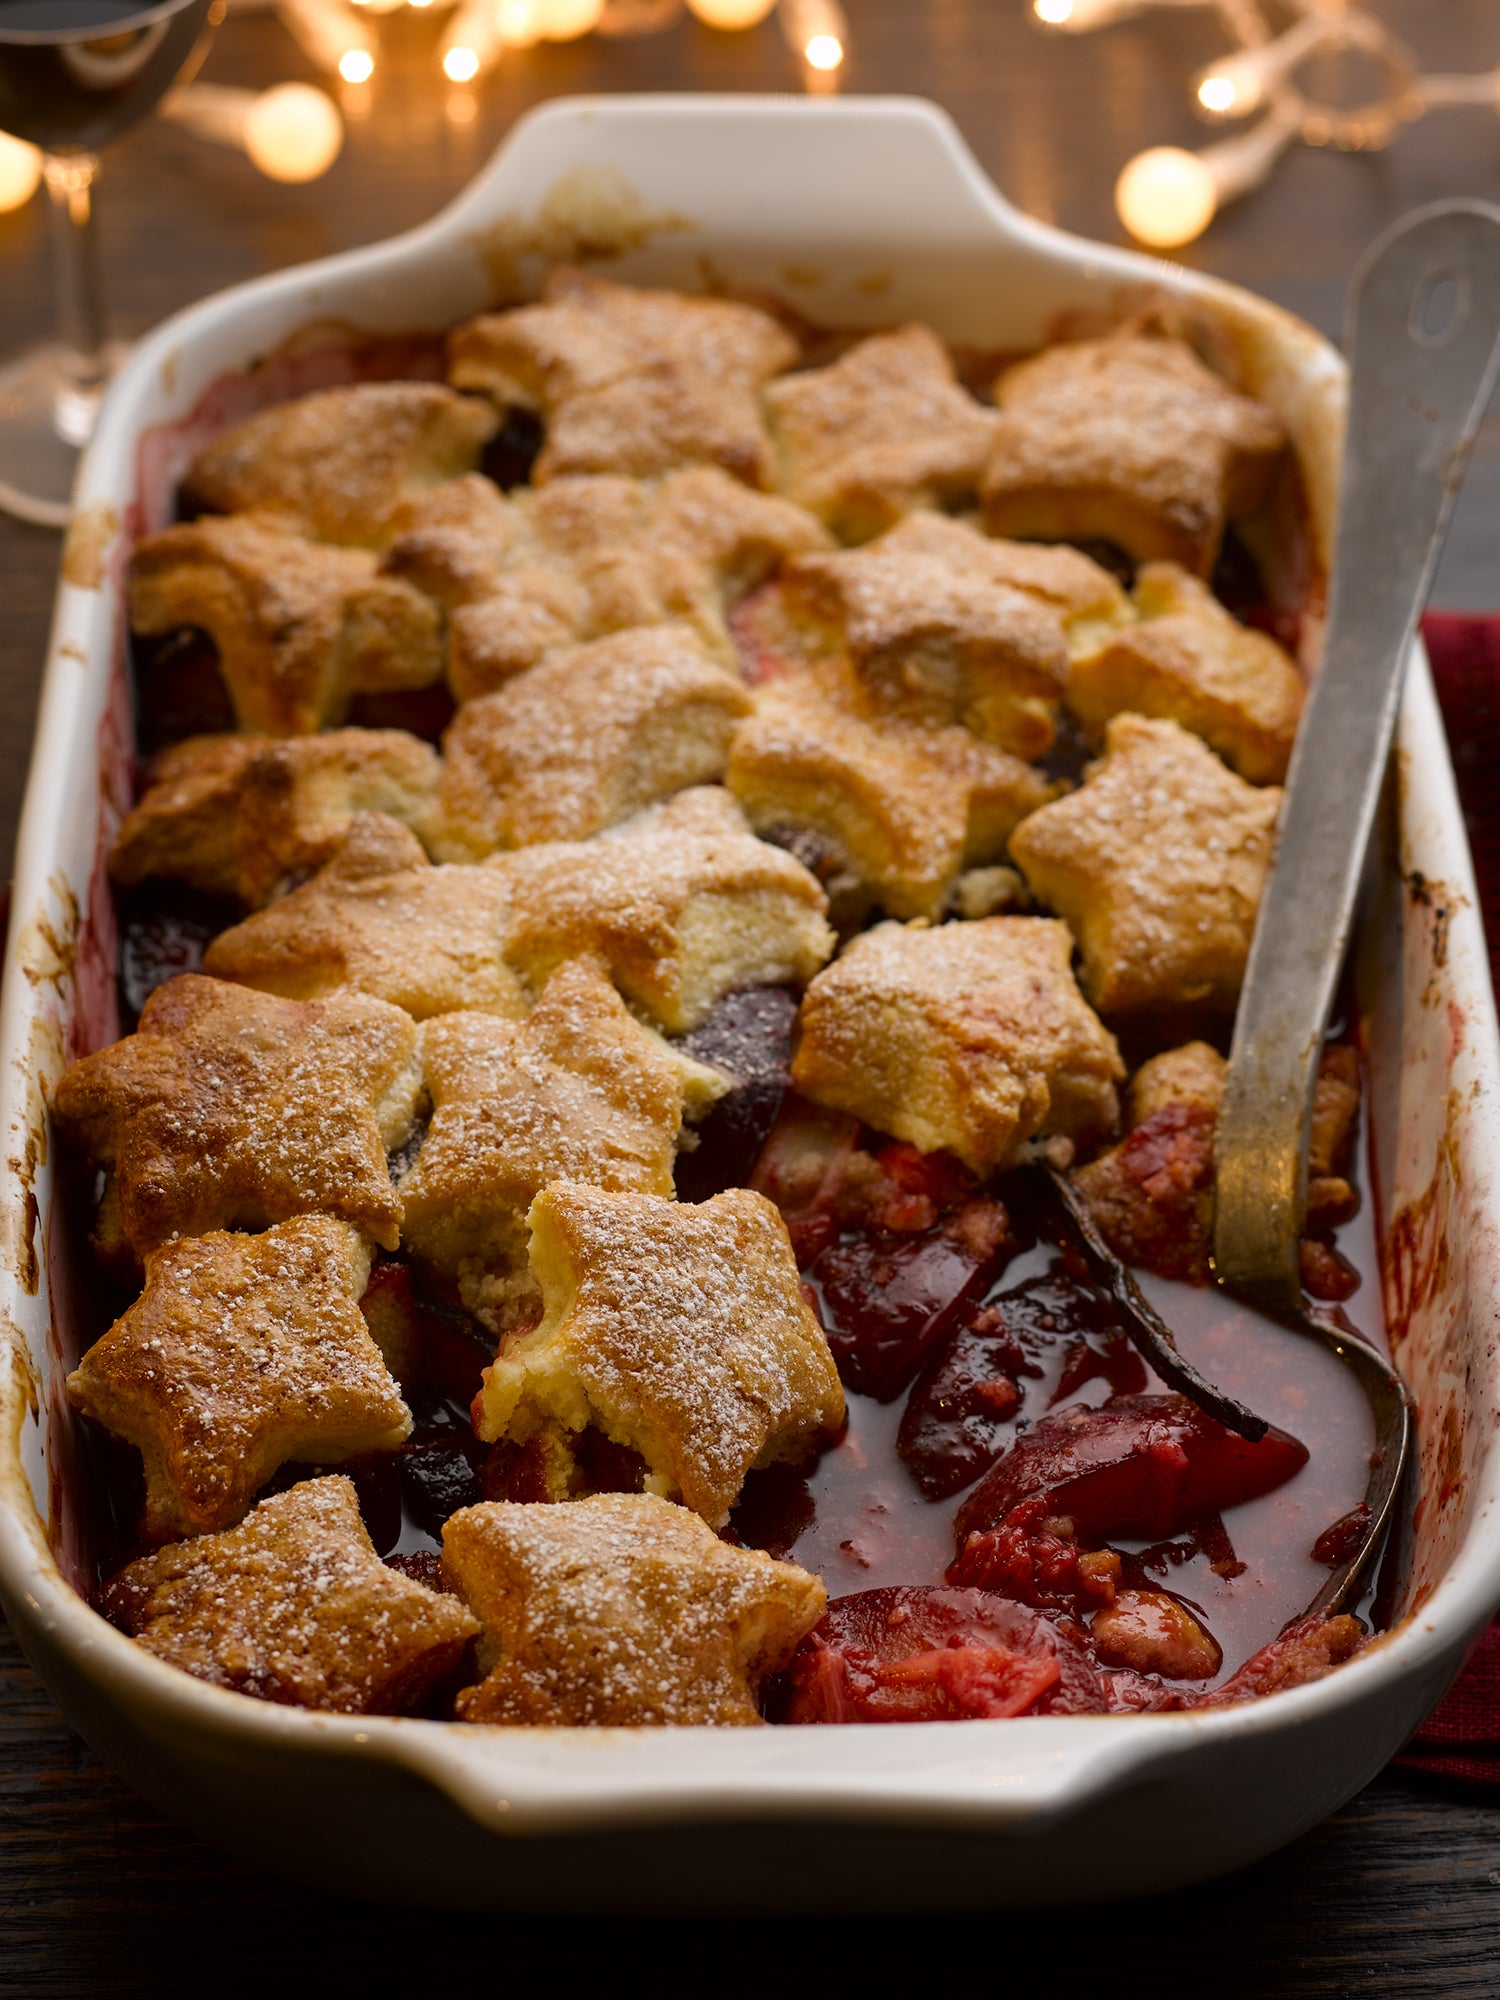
0, 341, 127, 530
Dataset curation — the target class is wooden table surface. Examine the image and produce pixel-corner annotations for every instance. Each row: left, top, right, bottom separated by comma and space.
5, 0, 1500, 1980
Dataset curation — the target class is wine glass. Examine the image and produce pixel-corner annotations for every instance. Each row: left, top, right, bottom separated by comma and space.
0, 0, 218, 527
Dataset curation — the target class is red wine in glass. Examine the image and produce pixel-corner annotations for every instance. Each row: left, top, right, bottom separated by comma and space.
0, 0, 218, 525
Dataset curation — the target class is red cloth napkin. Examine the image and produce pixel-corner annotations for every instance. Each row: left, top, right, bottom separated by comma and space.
1388, 613, 1500, 1786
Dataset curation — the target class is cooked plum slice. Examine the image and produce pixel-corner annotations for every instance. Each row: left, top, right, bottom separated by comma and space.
812, 1200, 1012, 1401
676, 985, 798, 1202
781, 1585, 1106, 1723
898, 1265, 1144, 1501
953, 1392, 1309, 1548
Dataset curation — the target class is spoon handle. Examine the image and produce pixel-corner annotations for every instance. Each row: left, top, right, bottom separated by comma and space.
1214, 201, 1500, 1315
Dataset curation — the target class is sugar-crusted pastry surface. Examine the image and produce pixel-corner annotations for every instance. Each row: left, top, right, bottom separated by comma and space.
783, 513, 1124, 755
442, 1491, 825, 1726
726, 657, 1051, 921
497, 787, 833, 1032
183, 383, 499, 549
430, 623, 752, 859
385, 466, 829, 702
791, 916, 1123, 1172
204, 812, 526, 1020
448, 269, 798, 488
109, 729, 442, 909
102, 1475, 477, 1713
1066, 561, 1304, 783
67, 1218, 409, 1539
52, 974, 422, 1259
129, 514, 444, 737
398, 961, 723, 1324
1009, 712, 1281, 1013
476, 1184, 845, 1526
982, 326, 1288, 575
765, 325, 999, 541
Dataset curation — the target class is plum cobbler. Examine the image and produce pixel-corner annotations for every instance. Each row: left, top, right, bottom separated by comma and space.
54, 271, 1383, 1728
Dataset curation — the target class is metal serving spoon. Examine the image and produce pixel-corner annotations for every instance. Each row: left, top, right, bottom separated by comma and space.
1048, 203, 1500, 1618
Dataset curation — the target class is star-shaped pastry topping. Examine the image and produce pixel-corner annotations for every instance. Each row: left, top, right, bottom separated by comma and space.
101, 1475, 479, 1713
476, 1183, 845, 1526
1067, 561, 1305, 783
67, 1217, 411, 1538
783, 512, 1130, 755
429, 623, 752, 859
52, 973, 423, 1261
183, 382, 499, 549
498, 787, 833, 1033
764, 324, 999, 540
442, 1491, 825, 1726
129, 515, 444, 735
791, 915, 1123, 1173
982, 324, 1288, 575
110, 728, 442, 908
204, 812, 526, 1021
1009, 712, 1282, 1013
383, 465, 829, 702
398, 960, 724, 1326
725, 657, 1052, 920
447, 269, 798, 488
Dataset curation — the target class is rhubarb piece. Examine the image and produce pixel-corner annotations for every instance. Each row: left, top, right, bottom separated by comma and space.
781, 1585, 1106, 1723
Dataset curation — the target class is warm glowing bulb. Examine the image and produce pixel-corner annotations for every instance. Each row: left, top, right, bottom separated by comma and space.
242, 83, 343, 183
497, 0, 538, 40
1196, 73, 1238, 114
338, 48, 374, 81
538, 0, 604, 34
805, 31, 841, 67
1115, 146, 1216, 248
686, 0, 776, 26
443, 44, 481, 78
1033, 0, 1073, 20
0, 130, 41, 213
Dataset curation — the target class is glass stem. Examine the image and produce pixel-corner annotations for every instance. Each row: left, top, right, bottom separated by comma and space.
43, 152, 109, 395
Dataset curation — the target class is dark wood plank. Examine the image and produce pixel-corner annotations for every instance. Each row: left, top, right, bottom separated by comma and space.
5, 0, 1500, 1961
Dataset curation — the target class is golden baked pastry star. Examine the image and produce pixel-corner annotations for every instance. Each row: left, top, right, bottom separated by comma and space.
109, 728, 442, 909
442, 1491, 825, 1726
1009, 712, 1282, 1013
102, 1475, 478, 1713
765, 324, 999, 541
475, 1183, 845, 1526
384, 465, 829, 702
982, 325, 1288, 575
52, 973, 423, 1261
448, 268, 798, 487
725, 656, 1051, 921
430, 623, 752, 859
398, 960, 724, 1326
204, 811, 526, 1021
498, 786, 833, 1033
1066, 561, 1304, 783
67, 1217, 410, 1539
129, 514, 444, 736
791, 915, 1123, 1173
183, 382, 499, 549
783, 512, 1130, 755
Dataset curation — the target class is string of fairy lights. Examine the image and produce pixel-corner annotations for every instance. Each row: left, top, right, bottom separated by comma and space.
1034, 0, 1500, 247
0, 0, 845, 202
0, 0, 1493, 235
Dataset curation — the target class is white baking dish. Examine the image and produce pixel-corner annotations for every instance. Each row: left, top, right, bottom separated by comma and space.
3, 96, 1498, 1912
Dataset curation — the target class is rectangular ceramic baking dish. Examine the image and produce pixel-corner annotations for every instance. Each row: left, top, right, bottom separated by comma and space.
3, 95, 1499, 1913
